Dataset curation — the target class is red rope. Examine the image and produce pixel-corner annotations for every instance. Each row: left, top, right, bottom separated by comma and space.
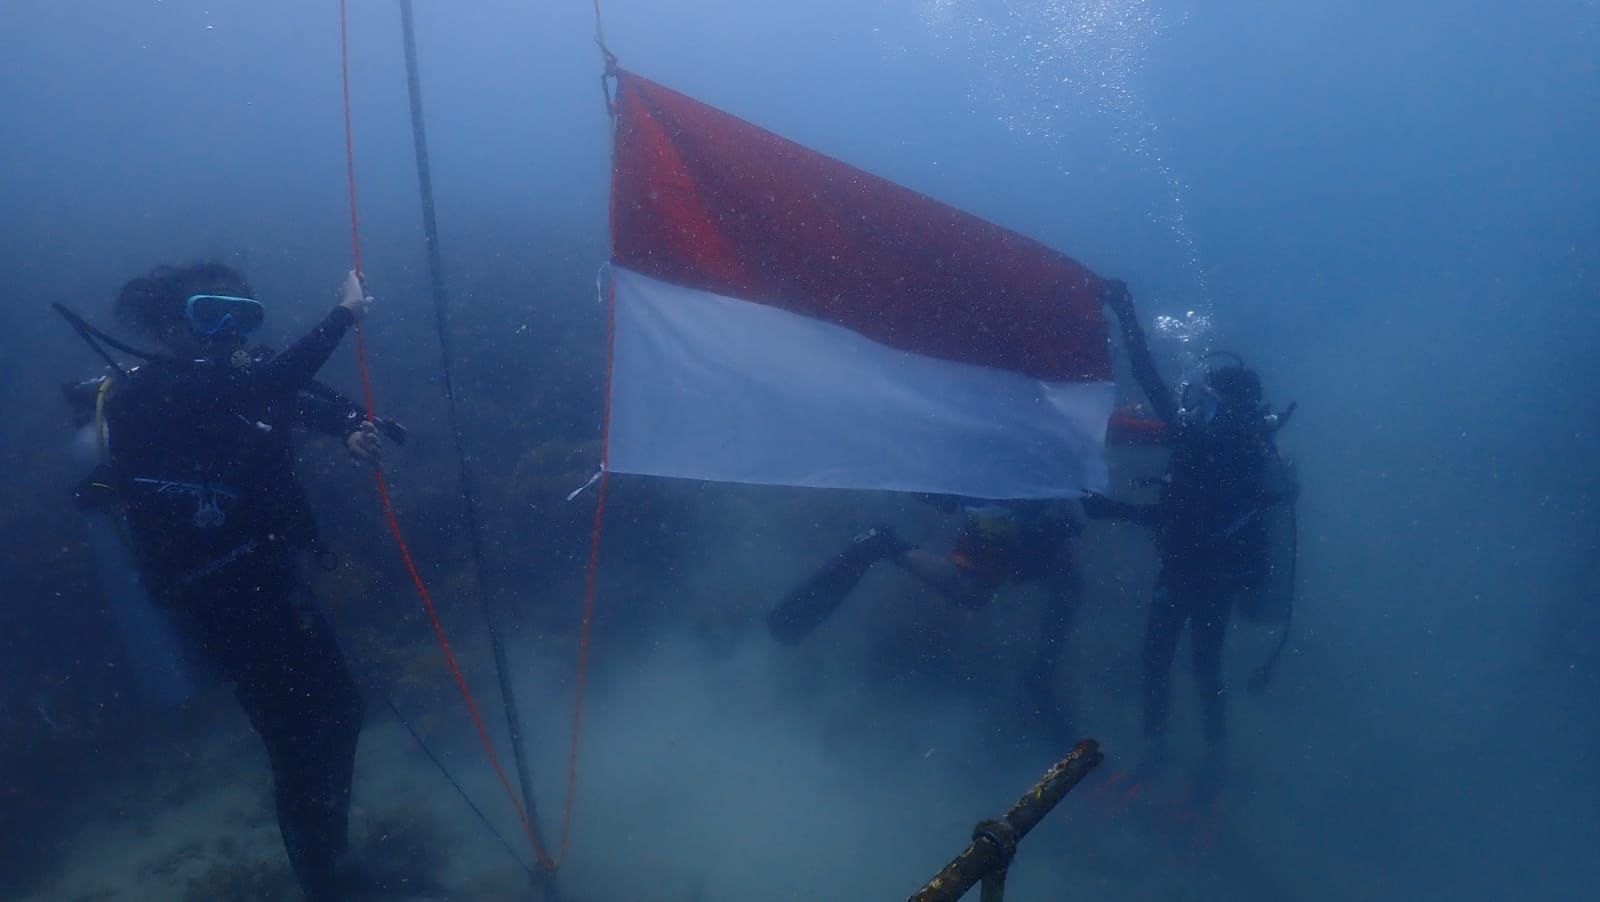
558, 270, 617, 855
555, 10, 623, 851
337, 0, 561, 872
561, 470, 606, 855
338, 0, 377, 422
370, 469, 553, 870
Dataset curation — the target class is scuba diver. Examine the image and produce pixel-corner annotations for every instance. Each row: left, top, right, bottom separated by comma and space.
62, 262, 393, 901
767, 498, 1083, 749
1084, 279, 1297, 817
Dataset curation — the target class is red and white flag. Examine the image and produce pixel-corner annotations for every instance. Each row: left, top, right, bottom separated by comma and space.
603, 72, 1114, 499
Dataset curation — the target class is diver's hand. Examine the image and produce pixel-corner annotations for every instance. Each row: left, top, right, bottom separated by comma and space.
339, 270, 373, 321
1103, 279, 1135, 320
346, 421, 382, 467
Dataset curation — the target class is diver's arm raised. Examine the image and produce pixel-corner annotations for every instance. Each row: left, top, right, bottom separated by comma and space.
258, 271, 371, 397
1104, 279, 1179, 426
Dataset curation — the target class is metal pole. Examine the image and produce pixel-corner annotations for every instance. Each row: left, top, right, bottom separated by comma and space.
978, 868, 1007, 902
909, 740, 1103, 902
397, 2, 557, 896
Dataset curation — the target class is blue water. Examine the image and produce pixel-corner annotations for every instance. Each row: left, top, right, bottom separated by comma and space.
1, 1, 1597, 899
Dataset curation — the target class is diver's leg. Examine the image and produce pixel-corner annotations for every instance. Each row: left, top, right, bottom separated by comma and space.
295, 601, 365, 863
1139, 573, 1187, 766
226, 643, 343, 898
897, 548, 993, 610
1189, 575, 1234, 748
173, 555, 354, 900
1186, 575, 1235, 810
1024, 559, 1081, 749
260, 711, 344, 902
234, 572, 362, 900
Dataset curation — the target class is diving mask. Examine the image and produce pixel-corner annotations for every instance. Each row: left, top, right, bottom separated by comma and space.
185, 294, 264, 338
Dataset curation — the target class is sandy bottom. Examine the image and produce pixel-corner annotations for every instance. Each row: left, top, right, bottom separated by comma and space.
18, 622, 1483, 902
23, 694, 529, 902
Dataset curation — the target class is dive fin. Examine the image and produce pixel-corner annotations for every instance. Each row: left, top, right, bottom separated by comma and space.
766, 526, 904, 645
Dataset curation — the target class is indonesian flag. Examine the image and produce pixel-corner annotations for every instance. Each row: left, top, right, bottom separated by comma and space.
604, 72, 1115, 499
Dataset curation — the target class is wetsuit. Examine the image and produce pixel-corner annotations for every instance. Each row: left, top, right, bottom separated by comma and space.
1096, 305, 1273, 756
1142, 417, 1271, 748
948, 500, 1078, 594
99, 307, 365, 900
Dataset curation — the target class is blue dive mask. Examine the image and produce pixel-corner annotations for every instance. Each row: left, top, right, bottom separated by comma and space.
185, 294, 264, 338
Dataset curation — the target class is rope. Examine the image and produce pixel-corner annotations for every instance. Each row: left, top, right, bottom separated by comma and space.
592, 0, 619, 107
370, 471, 552, 869
558, 271, 617, 855
398, 0, 553, 873
326, 611, 534, 877
337, 0, 555, 873
370, 674, 533, 875
554, 0, 624, 855
338, 0, 377, 421
591, 0, 615, 67
336, 0, 625, 878
560, 470, 606, 855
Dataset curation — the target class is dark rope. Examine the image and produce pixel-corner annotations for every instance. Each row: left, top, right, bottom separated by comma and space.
592, 0, 619, 109
363, 661, 535, 876
398, 0, 555, 880
313, 587, 534, 877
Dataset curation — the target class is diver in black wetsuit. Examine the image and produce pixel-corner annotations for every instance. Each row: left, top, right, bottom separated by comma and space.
768, 500, 1082, 748
1085, 279, 1292, 803
74, 262, 383, 900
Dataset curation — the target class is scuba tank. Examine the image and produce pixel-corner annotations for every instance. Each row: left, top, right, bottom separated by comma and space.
68, 374, 198, 707
1235, 449, 1299, 627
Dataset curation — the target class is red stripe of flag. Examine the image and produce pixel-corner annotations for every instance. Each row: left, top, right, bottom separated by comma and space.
610, 71, 1112, 384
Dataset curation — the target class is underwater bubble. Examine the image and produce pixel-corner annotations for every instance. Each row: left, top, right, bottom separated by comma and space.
1154, 310, 1214, 345
911, 0, 1214, 348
